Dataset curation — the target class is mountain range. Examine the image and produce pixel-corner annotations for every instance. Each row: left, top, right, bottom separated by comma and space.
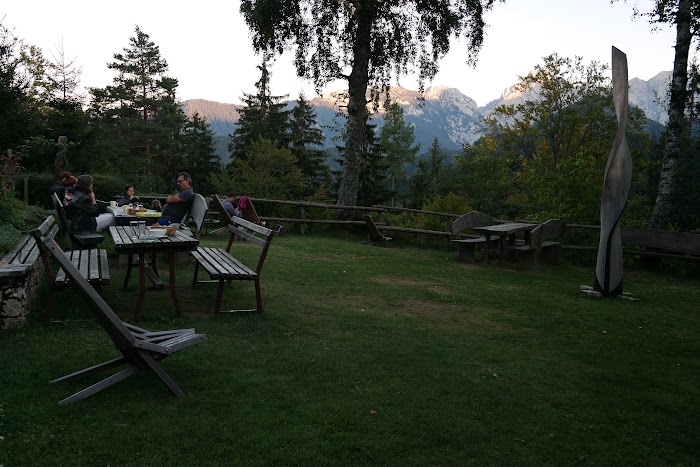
181, 71, 671, 163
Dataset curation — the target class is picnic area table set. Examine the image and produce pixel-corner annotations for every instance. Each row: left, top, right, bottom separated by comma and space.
109, 225, 198, 320
472, 222, 538, 267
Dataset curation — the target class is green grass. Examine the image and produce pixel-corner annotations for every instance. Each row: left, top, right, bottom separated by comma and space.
1, 231, 698, 465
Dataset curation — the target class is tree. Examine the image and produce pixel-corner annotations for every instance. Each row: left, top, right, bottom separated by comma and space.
89, 26, 185, 191
379, 103, 419, 205
475, 54, 652, 223
289, 93, 329, 195
179, 112, 219, 195
227, 137, 305, 199
240, 0, 501, 210
618, 0, 699, 228
229, 57, 291, 165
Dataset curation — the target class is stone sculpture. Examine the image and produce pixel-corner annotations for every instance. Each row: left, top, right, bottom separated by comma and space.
54, 135, 69, 184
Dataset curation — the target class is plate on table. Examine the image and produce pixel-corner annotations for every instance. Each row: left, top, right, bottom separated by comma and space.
147, 228, 168, 238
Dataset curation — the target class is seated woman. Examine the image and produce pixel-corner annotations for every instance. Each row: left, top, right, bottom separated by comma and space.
50, 171, 78, 202
117, 185, 141, 207
64, 175, 115, 233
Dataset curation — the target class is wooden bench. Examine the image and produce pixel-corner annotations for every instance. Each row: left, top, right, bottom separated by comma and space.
449, 211, 500, 262
0, 235, 41, 282
514, 219, 566, 268
51, 192, 104, 250
191, 213, 274, 313
32, 216, 110, 322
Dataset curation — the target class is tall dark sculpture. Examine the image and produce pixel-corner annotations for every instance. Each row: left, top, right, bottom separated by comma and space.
593, 47, 632, 296
54, 136, 69, 184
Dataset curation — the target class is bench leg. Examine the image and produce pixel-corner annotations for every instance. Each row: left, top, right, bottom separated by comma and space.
540, 245, 562, 264
169, 252, 181, 316
192, 261, 200, 288
254, 278, 263, 313
518, 249, 538, 270
456, 243, 478, 263
215, 279, 226, 314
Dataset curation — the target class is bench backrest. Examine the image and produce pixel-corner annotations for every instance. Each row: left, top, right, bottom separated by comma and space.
32, 215, 61, 285
226, 216, 274, 274
51, 192, 73, 247
32, 218, 135, 350
210, 195, 233, 225
621, 228, 700, 256
527, 219, 566, 249
188, 193, 208, 235
451, 211, 496, 236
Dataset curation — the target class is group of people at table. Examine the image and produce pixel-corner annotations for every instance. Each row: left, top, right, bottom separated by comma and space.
50, 171, 241, 235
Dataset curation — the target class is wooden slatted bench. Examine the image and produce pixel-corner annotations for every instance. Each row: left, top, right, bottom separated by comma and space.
449, 211, 500, 263
32, 216, 110, 322
513, 219, 566, 268
451, 236, 500, 262
191, 214, 274, 313
0, 235, 41, 281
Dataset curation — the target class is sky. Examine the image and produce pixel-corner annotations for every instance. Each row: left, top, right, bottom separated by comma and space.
1, 0, 685, 107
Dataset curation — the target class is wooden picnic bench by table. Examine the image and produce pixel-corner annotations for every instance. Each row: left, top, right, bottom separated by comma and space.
32, 216, 110, 322
0, 235, 41, 282
450, 211, 500, 262
191, 202, 274, 314
473, 222, 538, 267
51, 193, 104, 250
513, 219, 566, 268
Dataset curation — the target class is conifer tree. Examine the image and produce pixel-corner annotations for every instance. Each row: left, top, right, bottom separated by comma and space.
379, 103, 419, 205
228, 57, 290, 166
289, 93, 329, 196
89, 26, 184, 190
179, 112, 219, 195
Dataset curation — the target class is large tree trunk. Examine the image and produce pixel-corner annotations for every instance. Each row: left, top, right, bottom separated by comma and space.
649, 0, 692, 230
336, 2, 373, 212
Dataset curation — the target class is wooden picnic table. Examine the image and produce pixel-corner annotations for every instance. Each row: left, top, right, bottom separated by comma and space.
473, 222, 537, 267
109, 226, 199, 320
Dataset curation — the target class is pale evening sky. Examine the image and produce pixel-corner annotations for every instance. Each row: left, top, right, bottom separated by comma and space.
1, 0, 684, 107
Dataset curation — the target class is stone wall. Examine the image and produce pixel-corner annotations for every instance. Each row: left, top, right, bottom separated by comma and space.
0, 259, 45, 330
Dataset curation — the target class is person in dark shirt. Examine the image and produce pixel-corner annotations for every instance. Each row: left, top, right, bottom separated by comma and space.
64, 175, 114, 233
117, 185, 141, 206
221, 191, 243, 219
160, 172, 194, 224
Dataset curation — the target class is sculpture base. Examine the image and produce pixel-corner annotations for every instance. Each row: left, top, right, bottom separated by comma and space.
579, 285, 638, 301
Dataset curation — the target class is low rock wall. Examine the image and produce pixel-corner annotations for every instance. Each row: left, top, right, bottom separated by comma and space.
0, 259, 45, 330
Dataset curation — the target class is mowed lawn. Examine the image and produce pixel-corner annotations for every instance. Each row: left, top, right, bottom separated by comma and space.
1, 230, 698, 465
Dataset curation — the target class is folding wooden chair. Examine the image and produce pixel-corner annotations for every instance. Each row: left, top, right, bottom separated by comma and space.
32, 224, 207, 404
362, 214, 392, 246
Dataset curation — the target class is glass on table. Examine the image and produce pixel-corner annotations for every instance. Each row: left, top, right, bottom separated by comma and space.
129, 221, 139, 240
138, 221, 147, 238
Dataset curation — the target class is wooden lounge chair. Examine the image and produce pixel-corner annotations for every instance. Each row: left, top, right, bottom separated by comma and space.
32, 223, 207, 405
362, 214, 392, 246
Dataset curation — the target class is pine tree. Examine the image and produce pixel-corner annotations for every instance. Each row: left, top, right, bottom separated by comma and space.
379, 103, 419, 205
289, 93, 329, 196
179, 112, 219, 195
89, 26, 185, 191
357, 123, 391, 207
228, 57, 291, 166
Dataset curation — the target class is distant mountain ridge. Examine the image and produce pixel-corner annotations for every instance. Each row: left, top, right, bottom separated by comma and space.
182, 71, 671, 162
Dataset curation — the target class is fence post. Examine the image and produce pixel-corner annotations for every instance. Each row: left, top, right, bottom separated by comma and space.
377, 210, 384, 224
24, 175, 29, 203
300, 206, 305, 235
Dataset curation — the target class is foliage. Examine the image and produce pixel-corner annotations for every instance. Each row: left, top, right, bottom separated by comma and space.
240, 0, 500, 207
379, 103, 419, 199
0, 196, 48, 254
355, 123, 392, 207
289, 93, 330, 196
228, 56, 291, 165
414, 192, 471, 232
227, 138, 304, 199
460, 54, 655, 224
88, 26, 185, 191
179, 112, 219, 196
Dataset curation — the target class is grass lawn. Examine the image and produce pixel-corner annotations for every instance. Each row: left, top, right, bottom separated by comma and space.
1, 230, 698, 465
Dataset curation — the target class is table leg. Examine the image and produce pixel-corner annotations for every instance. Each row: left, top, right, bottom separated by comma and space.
499, 233, 507, 267
135, 252, 146, 321
168, 252, 182, 316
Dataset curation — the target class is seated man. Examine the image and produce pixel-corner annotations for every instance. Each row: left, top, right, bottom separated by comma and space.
160, 172, 194, 224
221, 191, 243, 219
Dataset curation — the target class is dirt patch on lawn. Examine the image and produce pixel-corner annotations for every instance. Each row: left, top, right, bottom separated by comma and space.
372, 276, 454, 296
